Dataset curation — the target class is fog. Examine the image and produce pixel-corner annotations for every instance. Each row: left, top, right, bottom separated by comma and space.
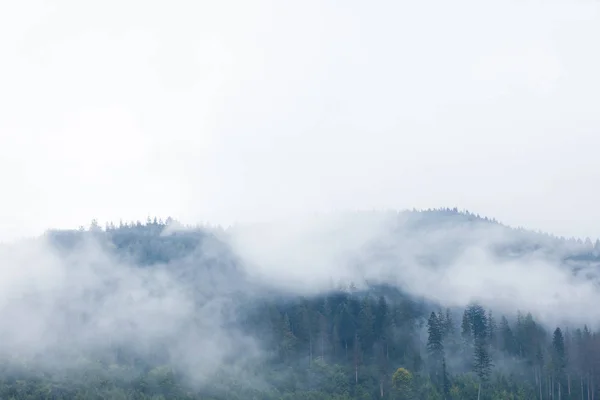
228, 211, 600, 329
0, 210, 598, 387
0, 232, 262, 386
1, 0, 600, 241
2, 0, 600, 394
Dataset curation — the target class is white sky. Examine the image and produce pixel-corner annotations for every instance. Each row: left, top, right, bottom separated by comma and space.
1, 0, 600, 242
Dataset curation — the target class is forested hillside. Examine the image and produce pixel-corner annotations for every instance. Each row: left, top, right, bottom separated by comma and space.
2, 209, 600, 399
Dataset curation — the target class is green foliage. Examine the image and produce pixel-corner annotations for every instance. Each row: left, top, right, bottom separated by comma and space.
391, 368, 413, 399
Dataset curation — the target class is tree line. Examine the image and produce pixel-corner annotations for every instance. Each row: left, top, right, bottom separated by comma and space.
6, 211, 600, 399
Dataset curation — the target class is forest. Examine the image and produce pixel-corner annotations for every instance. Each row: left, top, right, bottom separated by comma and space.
2, 209, 600, 399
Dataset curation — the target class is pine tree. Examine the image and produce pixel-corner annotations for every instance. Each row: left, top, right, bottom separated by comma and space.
487, 310, 497, 349
280, 312, 297, 362
564, 328, 573, 397
374, 296, 389, 339
552, 327, 566, 399
443, 308, 455, 338
319, 298, 332, 361
374, 296, 390, 398
427, 312, 444, 360
461, 310, 472, 346
427, 311, 445, 389
474, 338, 492, 382
469, 304, 487, 340
461, 308, 474, 371
499, 316, 515, 355
359, 297, 375, 353
442, 357, 451, 400
467, 304, 492, 400
299, 302, 314, 366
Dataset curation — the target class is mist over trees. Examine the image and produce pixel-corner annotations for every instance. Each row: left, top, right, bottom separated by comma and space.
3, 209, 600, 399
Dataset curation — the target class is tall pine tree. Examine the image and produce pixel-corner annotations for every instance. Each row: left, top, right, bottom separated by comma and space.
427, 311, 445, 389
552, 327, 566, 400
466, 304, 492, 400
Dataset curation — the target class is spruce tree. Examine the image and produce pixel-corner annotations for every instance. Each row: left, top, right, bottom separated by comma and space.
427, 312, 444, 358
466, 304, 492, 400
552, 327, 566, 399
443, 308, 455, 337
487, 310, 497, 349
427, 311, 446, 394
427, 313, 444, 356
499, 316, 515, 355
442, 357, 451, 400
359, 297, 375, 353
461, 309, 472, 348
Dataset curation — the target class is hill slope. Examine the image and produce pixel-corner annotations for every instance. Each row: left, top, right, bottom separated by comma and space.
0, 209, 599, 399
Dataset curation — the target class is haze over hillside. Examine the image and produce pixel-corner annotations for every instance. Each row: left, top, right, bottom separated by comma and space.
2, 0, 600, 398
1, 209, 599, 398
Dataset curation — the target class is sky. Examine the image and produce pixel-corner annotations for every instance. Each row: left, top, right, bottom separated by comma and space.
1, 0, 600, 242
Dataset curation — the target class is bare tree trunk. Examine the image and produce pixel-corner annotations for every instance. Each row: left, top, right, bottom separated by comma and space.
353, 333, 359, 384
320, 333, 324, 360
569, 374, 572, 396
588, 374, 591, 400
477, 382, 481, 400
539, 368, 543, 400
559, 382, 562, 400
379, 341, 387, 399
309, 335, 313, 367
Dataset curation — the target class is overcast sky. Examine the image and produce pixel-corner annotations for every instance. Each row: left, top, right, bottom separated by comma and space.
1, 0, 599, 242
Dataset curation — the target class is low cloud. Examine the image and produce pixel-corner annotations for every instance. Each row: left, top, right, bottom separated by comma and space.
226, 210, 600, 329
0, 231, 261, 387
1, 210, 599, 388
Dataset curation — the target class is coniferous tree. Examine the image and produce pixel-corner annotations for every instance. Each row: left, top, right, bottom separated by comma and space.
280, 312, 297, 361
443, 308, 455, 338
427, 312, 445, 389
359, 296, 375, 354
442, 357, 451, 400
375, 295, 390, 398
499, 316, 516, 355
487, 310, 497, 349
427, 312, 444, 358
374, 295, 389, 340
467, 304, 492, 400
461, 309, 473, 347
552, 327, 566, 400
565, 328, 573, 397
582, 325, 592, 398
299, 302, 315, 366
